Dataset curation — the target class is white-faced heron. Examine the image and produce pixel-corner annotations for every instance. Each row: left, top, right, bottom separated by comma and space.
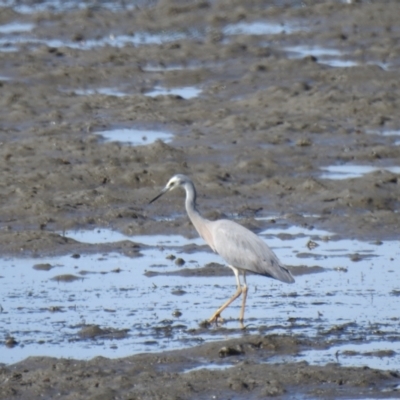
149, 174, 294, 323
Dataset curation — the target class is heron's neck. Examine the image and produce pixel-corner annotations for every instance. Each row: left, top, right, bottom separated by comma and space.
184, 182, 207, 224
184, 181, 198, 211
184, 181, 215, 249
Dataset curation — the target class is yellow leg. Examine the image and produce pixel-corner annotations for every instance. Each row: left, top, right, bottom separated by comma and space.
208, 286, 242, 323
209, 267, 247, 323
239, 282, 248, 322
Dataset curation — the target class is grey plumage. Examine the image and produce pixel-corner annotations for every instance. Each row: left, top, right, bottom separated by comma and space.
149, 174, 294, 323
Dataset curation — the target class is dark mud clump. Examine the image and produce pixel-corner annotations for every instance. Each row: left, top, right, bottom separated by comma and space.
32, 263, 54, 271
77, 324, 129, 340
50, 274, 82, 282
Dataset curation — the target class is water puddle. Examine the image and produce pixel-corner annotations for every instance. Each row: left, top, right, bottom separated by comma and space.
223, 21, 298, 36
72, 86, 201, 99
1, 226, 399, 370
285, 45, 359, 68
145, 86, 202, 99
73, 87, 128, 97
367, 129, 400, 144
266, 338, 400, 372
63, 228, 204, 247
297, 341, 400, 371
0, 43, 18, 52
183, 362, 234, 373
70, 31, 189, 49
320, 165, 400, 179
322, 59, 359, 68
142, 64, 187, 72
260, 225, 332, 238
141, 62, 214, 73
0, 22, 34, 52
0, 1, 139, 13
0, 30, 191, 52
95, 128, 173, 146
0, 22, 34, 34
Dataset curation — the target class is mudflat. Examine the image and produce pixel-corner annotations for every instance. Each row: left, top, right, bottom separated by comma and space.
0, 1, 400, 399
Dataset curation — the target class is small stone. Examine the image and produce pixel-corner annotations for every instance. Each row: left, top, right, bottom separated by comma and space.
306, 240, 318, 250
171, 289, 186, 296
172, 309, 182, 317
175, 258, 185, 266
5, 337, 18, 348
218, 345, 243, 358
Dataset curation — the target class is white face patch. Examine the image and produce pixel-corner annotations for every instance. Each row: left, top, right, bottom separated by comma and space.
167, 177, 179, 190
166, 174, 189, 192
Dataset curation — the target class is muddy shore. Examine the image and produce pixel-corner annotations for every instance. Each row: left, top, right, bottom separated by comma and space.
2, 334, 400, 399
1, 0, 400, 398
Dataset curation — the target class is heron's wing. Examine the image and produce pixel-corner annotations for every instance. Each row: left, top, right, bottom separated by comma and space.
211, 220, 294, 283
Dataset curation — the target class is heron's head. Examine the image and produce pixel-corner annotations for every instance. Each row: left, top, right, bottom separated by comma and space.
149, 174, 190, 204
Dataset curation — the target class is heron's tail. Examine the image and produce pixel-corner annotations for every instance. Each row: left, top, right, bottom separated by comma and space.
275, 264, 295, 284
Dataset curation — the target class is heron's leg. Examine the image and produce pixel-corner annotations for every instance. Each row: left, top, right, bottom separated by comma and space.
208, 267, 242, 323
239, 272, 248, 322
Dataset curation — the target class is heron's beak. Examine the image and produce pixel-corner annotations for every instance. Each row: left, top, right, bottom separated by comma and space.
148, 186, 169, 204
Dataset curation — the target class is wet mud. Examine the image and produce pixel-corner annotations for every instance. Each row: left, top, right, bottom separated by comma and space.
2, 335, 400, 400
1, 0, 400, 399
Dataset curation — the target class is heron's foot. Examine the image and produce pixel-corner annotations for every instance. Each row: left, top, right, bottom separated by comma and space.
208, 313, 224, 325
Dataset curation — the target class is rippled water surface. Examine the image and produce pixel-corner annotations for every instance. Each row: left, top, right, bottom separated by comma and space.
1, 226, 399, 369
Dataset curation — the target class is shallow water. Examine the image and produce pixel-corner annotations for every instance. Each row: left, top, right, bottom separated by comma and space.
285, 45, 359, 68
183, 363, 234, 374
142, 64, 193, 72
71, 86, 202, 99
0, 21, 34, 34
145, 86, 202, 99
1, 226, 399, 370
223, 21, 298, 36
0, 0, 141, 13
0, 18, 298, 54
297, 341, 400, 371
95, 128, 173, 146
286, 45, 393, 70
320, 165, 400, 179
367, 129, 400, 138
0, 30, 191, 52
73, 87, 128, 97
